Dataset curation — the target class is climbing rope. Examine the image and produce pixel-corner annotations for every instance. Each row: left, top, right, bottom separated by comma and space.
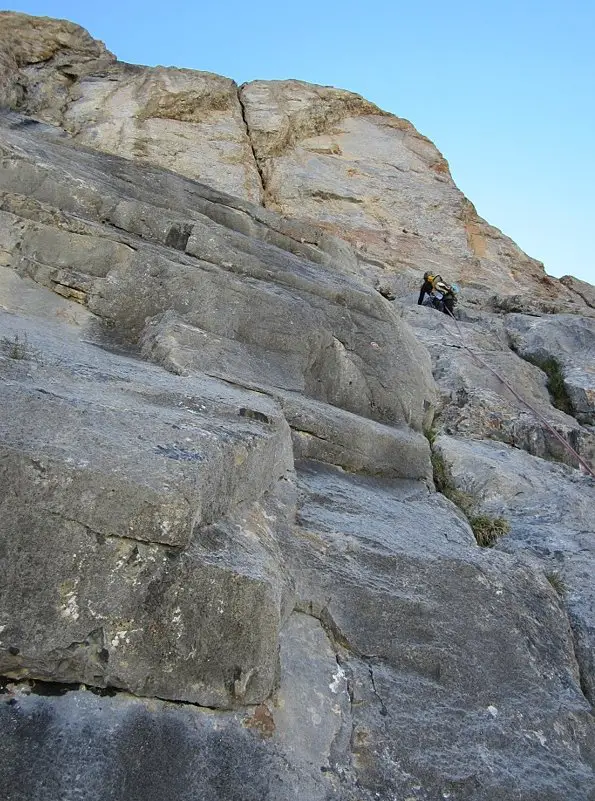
441, 306, 595, 479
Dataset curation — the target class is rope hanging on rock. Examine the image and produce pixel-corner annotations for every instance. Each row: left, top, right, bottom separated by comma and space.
442, 307, 595, 480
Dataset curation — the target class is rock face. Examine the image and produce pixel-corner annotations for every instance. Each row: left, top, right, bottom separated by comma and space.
0, 113, 436, 440
434, 436, 595, 707
239, 80, 545, 300
1, 10, 591, 312
403, 305, 595, 470
505, 313, 595, 425
0, 11, 262, 201
0, 312, 294, 706
0, 13, 594, 801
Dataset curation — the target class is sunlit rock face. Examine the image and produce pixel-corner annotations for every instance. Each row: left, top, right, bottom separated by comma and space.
0, 12, 594, 801
2, 10, 591, 311
0, 11, 263, 201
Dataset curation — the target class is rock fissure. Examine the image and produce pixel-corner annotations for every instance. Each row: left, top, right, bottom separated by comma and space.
0, 676, 242, 712
43, 509, 185, 551
295, 602, 384, 662
290, 426, 330, 443
568, 612, 594, 708
366, 661, 388, 717
237, 86, 267, 207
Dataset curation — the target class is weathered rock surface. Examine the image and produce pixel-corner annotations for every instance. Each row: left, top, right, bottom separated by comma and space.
404, 304, 595, 470
561, 275, 595, 309
282, 463, 594, 800
0, 12, 594, 801
0, 111, 436, 441
506, 313, 595, 425
434, 436, 595, 708
1, 460, 593, 800
0, 11, 115, 110
0, 11, 263, 201
0, 688, 284, 801
0, 307, 295, 706
0, 110, 436, 707
238, 80, 588, 311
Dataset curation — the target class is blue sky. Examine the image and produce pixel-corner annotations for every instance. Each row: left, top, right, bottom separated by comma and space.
5, 0, 595, 285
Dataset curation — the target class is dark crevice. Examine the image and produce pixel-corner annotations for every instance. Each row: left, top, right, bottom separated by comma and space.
0, 675, 239, 712
0, 675, 118, 698
567, 613, 594, 709
295, 601, 384, 662
310, 190, 363, 205
164, 223, 193, 251
236, 87, 267, 207
367, 662, 388, 717
43, 510, 183, 551
290, 426, 330, 443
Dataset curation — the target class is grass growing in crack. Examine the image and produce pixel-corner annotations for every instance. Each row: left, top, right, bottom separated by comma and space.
467, 514, 510, 548
523, 354, 573, 415
431, 450, 473, 514
545, 571, 567, 596
424, 424, 438, 446
431, 450, 510, 548
0, 333, 40, 361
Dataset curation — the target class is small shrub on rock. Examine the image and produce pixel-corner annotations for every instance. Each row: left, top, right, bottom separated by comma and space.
467, 514, 510, 548
521, 354, 573, 416
545, 571, 567, 596
0, 333, 40, 361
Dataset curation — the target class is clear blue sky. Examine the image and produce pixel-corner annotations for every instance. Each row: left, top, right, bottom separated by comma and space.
5, 0, 595, 285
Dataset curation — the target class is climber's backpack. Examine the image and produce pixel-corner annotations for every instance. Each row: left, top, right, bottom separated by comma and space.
432, 274, 459, 305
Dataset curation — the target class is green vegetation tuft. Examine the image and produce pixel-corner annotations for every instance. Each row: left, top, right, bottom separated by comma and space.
431, 450, 473, 514
431, 449, 510, 548
424, 425, 438, 446
467, 514, 510, 548
524, 354, 573, 416
545, 571, 567, 596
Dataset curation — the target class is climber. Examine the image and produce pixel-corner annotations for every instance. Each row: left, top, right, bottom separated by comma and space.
418, 271, 458, 315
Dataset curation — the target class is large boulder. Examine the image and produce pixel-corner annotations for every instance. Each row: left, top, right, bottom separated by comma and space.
0, 306, 294, 706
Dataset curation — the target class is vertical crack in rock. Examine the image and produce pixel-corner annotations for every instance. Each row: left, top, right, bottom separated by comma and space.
322, 634, 357, 784
568, 612, 594, 707
293, 606, 356, 780
366, 660, 388, 718
237, 87, 267, 207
